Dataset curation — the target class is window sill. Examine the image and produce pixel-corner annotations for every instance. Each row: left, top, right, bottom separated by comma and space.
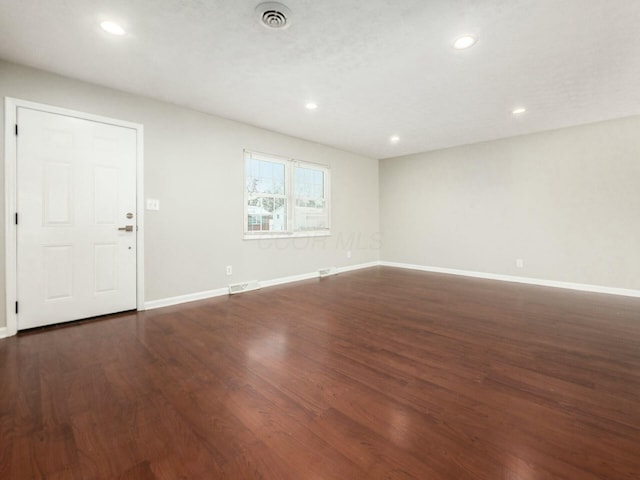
243, 231, 331, 240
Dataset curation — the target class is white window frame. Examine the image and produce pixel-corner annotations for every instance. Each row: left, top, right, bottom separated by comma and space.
243, 150, 331, 239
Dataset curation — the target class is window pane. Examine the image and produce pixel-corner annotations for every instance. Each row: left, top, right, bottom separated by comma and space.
294, 206, 328, 231
294, 166, 324, 199
247, 196, 287, 232
246, 158, 286, 195
292, 165, 327, 232
295, 198, 325, 208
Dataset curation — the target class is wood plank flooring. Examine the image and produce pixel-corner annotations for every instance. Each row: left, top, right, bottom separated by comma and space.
1, 266, 639, 479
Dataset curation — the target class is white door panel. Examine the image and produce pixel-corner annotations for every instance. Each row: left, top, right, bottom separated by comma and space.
17, 107, 137, 329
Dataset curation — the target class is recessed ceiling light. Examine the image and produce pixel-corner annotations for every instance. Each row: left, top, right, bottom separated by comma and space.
100, 21, 126, 36
390, 135, 400, 143
453, 35, 477, 50
512, 107, 527, 115
305, 102, 318, 110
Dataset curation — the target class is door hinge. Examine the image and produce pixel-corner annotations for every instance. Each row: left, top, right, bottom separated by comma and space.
15, 124, 18, 136
15, 301, 18, 314
15, 212, 18, 225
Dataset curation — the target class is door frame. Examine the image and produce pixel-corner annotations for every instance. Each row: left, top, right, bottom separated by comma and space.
3, 97, 145, 337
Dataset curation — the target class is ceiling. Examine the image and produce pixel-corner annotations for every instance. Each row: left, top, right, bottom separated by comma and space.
1, 0, 639, 159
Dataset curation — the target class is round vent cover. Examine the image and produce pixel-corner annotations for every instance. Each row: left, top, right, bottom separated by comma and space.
255, 2, 292, 29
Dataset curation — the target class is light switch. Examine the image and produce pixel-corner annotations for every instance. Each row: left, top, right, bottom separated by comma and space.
146, 198, 160, 211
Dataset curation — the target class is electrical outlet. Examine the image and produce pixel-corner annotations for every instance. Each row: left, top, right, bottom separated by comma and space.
226, 265, 233, 276
347, 250, 352, 259
516, 258, 524, 268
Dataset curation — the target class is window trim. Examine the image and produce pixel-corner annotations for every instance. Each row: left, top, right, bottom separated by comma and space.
243, 150, 331, 239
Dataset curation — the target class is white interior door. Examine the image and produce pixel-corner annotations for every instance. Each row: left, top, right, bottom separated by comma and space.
16, 107, 138, 330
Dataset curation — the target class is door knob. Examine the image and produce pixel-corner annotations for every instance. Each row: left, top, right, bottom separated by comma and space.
118, 225, 134, 232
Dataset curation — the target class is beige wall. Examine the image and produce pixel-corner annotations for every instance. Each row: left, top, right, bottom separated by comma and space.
0, 60, 380, 328
380, 116, 640, 290
2, 60, 638, 331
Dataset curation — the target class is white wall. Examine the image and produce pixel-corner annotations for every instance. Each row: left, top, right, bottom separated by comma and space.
380, 116, 640, 290
0, 60, 380, 328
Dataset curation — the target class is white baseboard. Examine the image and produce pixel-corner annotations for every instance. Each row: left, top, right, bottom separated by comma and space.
144, 287, 229, 310
380, 261, 640, 298
38, 258, 639, 317
144, 262, 379, 310
260, 271, 320, 289
0, 327, 8, 339
260, 261, 381, 288
337, 261, 380, 274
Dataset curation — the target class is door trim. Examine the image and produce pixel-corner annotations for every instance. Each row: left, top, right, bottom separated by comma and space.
3, 97, 145, 337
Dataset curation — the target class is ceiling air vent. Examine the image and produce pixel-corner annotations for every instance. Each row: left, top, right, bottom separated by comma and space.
255, 2, 292, 29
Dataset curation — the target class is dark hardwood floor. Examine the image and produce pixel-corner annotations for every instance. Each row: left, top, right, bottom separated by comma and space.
1, 266, 639, 479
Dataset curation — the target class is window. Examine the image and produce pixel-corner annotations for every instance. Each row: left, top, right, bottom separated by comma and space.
244, 150, 330, 238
